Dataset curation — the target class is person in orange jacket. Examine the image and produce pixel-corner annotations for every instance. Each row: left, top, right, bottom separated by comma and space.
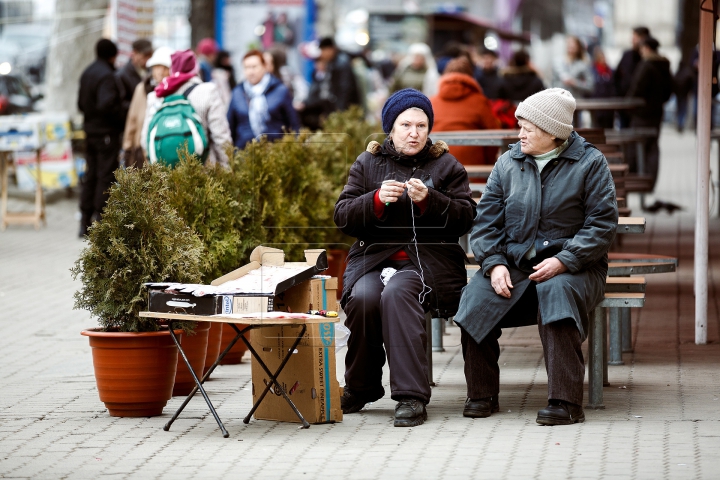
430, 57, 501, 165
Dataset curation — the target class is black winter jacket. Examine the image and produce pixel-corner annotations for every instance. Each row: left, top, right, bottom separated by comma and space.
116, 61, 143, 130
627, 54, 673, 121
334, 138, 476, 318
78, 59, 123, 136
501, 66, 545, 102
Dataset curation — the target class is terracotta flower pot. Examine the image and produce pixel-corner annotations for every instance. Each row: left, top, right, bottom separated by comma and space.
81, 328, 181, 417
173, 321, 211, 396
328, 249, 348, 300
218, 323, 249, 365
203, 322, 224, 376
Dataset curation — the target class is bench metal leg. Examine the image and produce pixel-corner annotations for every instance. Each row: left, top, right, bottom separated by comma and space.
425, 312, 435, 386
431, 318, 445, 352
621, 307, 633, 352
608, 307, 624, 365
588, 306, 606, 409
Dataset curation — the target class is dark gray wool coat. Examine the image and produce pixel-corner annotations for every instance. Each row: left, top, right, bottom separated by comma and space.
454, 131, 618, 343
334, 138, 476, 318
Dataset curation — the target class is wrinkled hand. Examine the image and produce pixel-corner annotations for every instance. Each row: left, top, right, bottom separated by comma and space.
406, 178, 428, 203
528, 257, 568, 283
490, 265, 514, 298
379, 180, 405, 204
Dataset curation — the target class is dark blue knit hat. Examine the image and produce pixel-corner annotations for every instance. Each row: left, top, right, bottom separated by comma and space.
381, 88, 434, 134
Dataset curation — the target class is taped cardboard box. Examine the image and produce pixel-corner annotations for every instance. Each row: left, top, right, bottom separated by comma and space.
251, 322, 342, 424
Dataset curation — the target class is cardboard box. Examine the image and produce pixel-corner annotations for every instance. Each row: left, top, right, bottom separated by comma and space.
251, 322, 342, 424
276, 277, 339, 314
146, 246, 330, 316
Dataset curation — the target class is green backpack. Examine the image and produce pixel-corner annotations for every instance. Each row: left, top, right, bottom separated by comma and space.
147, 84, 208, 167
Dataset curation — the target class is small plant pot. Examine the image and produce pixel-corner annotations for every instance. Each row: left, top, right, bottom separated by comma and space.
81, 328, 181, 417
203, 322, 223, 376
218, 323, 249, 365
173, 321, 211, 396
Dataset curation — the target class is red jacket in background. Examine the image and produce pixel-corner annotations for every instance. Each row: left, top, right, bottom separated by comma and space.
430, 73, 502, 166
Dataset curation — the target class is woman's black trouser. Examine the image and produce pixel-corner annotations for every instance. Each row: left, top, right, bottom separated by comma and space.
460, 282, 585, 406
343, 261, 431, 404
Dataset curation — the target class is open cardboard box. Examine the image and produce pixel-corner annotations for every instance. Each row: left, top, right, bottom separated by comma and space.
146, 246, 331, 315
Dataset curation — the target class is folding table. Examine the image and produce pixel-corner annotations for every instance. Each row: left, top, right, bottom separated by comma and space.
139, 311, 339, 438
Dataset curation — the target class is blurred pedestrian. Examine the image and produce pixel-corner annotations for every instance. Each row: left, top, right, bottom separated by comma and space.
590, 46, 616, 128
431, 57, 501, 165
626, 37, 673, 191
227, 50, 300, 149
553, 36, 594, 100
475, 48, 507, 100
121, 46, 173, 168
300, 37, 360, 130
390, 43, 440, 97
77, 39, 124, 237
673, 58, 695, 132
264, 47, 308, 109
212, 50, 236, 106
502, 50, 545, 102
197, 38, 219, 82
614, 26, 650, 128
116, 38, 153, 131
141, 49, 232, 167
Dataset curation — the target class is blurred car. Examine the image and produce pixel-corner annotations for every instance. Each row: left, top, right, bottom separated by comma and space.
0, 73, 40, 115
0, 23, 51, 84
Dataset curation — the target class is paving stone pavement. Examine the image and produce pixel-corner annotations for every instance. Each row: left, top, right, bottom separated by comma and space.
1, 129, 720, 479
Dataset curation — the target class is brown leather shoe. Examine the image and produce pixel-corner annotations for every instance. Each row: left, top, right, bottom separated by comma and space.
536, 400, 585, 425
463, 396, 499, 418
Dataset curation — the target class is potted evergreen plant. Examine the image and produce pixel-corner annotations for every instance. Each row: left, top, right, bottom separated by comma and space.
73, 165, 205, 416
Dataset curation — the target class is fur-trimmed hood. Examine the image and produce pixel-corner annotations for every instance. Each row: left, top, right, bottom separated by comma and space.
365, 138, 449, 166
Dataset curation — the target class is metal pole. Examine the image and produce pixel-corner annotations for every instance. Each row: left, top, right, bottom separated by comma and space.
608, 308, 624, 365
431, 318, 445, 352
695, 0, 713, 345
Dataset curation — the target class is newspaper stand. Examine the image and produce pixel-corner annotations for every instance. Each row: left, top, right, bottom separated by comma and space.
0, 115, 46, 230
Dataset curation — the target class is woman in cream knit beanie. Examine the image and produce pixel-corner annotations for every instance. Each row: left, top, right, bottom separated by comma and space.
515, 87, 576, 144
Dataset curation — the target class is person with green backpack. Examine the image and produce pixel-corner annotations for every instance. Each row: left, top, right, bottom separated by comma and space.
141, 49, 232, 168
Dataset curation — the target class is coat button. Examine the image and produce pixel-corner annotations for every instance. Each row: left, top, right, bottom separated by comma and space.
543, 241, 549, 246
359, 241, 365, 247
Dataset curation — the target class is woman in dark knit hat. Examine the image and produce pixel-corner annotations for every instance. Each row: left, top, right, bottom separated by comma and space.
334, 88, 475, 427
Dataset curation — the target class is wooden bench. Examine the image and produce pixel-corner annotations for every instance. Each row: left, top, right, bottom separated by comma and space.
462, 265, 645, 409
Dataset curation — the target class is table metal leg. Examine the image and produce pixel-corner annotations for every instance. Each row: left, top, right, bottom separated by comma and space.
608, 308, 624, 365
636, 140, 647, 209
431, 318, 445, 352
425, 312, 434, 386
241, 324, 311, 428
621, 308, 633, 352
163, 323, 250, 434
588, 307, 606, 409
165, 322, 229, 438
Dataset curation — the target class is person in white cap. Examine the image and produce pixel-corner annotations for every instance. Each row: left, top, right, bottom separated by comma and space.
121, 46, 174, 167
454, 88, 618, 426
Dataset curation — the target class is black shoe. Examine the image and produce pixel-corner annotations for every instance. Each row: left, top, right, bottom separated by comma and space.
463, 396, 499, 418
394, 397, 427, 427
536, 400, 585, 425
340, 386, 384, 414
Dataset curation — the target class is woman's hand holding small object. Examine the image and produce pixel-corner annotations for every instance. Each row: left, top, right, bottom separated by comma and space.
406, 178, 428, 203
380, 180, 406, 205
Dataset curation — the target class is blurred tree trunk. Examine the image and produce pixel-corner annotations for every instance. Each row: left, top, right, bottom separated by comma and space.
45, 0, 108, 117
189, 0, 214, 49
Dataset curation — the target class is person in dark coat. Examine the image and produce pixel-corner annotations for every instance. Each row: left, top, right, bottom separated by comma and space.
300, 37, 361, 130
77, 38, 124, 237
502, 50, 545, 103
614, 26, 650, 128
227, 50, 300, 149
334, 89, 475, 427
626, 37, 673, 191
591, 46, 616, 128
116, 38, 153, 131
454, 88, 618, 426
475, 48, 507, 100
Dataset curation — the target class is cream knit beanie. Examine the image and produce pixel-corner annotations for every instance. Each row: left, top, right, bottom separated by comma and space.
515, 88, 576, 140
